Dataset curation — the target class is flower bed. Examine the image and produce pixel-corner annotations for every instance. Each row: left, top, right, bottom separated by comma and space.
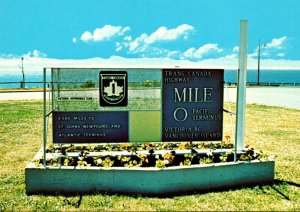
26, 138, 275, 195
31, 141, 270, 169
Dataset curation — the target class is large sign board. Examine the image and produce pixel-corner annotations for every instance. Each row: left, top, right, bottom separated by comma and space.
162, 69, 223, 141
51, 68, 223, 143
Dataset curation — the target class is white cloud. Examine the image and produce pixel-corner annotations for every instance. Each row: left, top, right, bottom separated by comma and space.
79, 24, 194, 58
233, 46, 239, 52
277, 53, 285, 57
128, 33, 147, 52
125, 24, 195, 53
26, 50, 47, 58
81, 31, 92, 41
224, 54, 237, 59
0, 53, 19, 59
80, 25, 130, 42
72, 37, 77, 43
181, 47, 196, 59
248, 52, 257, 58
115, 42, 122, 52
120, 26, 130, 35
124, 36, 132, 41
248, 36, 288, 58
0, 50, 47, 59
144, 24, 194, 44
166, 51, 180, 58
181, 43, 223, 60
265, 36, 287, 49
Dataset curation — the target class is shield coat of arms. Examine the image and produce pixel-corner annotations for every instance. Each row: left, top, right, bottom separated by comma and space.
99, 71, 128, 106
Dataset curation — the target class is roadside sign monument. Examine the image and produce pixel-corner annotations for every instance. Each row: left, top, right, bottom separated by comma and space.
26, 20, 274, 195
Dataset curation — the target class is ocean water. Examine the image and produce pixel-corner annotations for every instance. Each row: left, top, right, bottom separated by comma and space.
0, 69, 300, 88
224, 69, 300, 84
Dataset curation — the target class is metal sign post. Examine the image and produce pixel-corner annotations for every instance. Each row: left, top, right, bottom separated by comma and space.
43, 68, 47, 167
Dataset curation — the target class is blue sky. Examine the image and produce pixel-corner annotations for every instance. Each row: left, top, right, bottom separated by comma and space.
0, 0, 300, 62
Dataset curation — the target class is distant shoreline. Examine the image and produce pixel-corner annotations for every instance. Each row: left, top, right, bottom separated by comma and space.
1, 69, 300, 89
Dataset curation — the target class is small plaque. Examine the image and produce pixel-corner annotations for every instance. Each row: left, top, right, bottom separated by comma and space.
99, 71, 128, 106
53, 111, 129, 143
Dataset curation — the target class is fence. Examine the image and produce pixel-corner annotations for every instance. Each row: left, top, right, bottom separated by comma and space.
225, 82, 300, 87
1, 81, 300, 89
0, 81, 45, 89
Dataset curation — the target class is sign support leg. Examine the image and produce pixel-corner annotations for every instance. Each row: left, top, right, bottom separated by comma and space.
235, 20, 248, 160
43, 68, 47, 168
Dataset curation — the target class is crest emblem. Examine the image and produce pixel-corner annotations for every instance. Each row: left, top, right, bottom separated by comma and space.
99, 71, 128, 106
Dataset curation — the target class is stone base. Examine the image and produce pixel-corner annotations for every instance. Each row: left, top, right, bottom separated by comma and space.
25, 158, 274, 195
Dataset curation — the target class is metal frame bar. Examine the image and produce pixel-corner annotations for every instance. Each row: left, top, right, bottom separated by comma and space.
235, 20, 248, 160
43, 68, 47, 167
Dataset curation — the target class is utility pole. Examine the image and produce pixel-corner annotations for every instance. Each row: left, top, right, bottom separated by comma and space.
257, 39, 261, 86
257, 40, 266, 86
21, 57, 25, 88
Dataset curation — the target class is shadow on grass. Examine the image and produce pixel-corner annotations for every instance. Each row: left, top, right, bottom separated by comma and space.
262, 179, 300, 201
28, 178, 299, 209
274, 179, 300, 188
62, 194, 82, 208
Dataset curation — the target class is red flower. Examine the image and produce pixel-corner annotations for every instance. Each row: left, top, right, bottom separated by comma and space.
225, 135, 231, 140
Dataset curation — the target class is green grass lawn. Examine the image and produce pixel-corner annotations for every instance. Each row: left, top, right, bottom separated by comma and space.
0, 100, 299, 211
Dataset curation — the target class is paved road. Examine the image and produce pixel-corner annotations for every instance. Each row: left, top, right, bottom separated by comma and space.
1, 87, 299, 110
224, 87, 300, 110
0, 91, 45, 100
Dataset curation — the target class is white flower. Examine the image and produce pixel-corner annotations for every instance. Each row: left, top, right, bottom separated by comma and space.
206, 150, 213, 157
96, 159, 102, 165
